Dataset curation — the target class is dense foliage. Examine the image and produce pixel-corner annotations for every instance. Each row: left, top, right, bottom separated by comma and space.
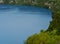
25, 30, 60, 44
47, 0, 60, 34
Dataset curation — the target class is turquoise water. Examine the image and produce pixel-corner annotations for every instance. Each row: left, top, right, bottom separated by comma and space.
0, 5, 52, 44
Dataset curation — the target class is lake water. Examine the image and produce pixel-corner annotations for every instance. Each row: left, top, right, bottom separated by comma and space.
0, 5, 52, 44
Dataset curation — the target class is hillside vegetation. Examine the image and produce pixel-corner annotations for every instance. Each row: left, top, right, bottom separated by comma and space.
24, 0, 60, 44
25, 30, 60, 44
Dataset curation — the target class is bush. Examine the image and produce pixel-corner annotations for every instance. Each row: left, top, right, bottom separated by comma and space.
25, 30, 60, 44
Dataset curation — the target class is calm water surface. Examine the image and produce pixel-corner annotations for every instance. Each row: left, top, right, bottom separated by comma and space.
0, 5, 52, 44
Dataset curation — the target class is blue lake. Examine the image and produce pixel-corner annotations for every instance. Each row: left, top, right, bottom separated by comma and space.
0, 5, 52, 44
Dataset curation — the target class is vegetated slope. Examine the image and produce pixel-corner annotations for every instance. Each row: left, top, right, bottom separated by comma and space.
25, 0, 60, 44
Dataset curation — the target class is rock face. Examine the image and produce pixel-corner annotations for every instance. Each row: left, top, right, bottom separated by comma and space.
9, 0, 16, 4
0, 0, 3, 3
0, 0, 38, 4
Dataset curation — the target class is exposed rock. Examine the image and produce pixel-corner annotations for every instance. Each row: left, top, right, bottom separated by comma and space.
0, 0, 3, 4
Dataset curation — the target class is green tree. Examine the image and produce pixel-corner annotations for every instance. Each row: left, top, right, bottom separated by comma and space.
3, 0, 10, 4
25, 30, 60, 44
